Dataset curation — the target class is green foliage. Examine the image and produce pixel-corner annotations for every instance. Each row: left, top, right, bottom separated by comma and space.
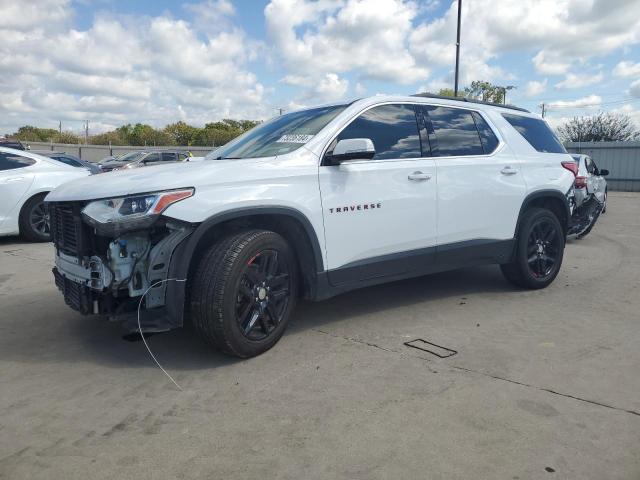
14, 126, 58, 142
436, 88, 465, 98
464, 81, 503, 103
14, 119, 260, 147
53, 131, 81, 144
557, 112, 639, 142
163, 121, 198, 146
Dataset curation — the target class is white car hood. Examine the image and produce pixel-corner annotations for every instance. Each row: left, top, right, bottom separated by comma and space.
45, 158, 263, 202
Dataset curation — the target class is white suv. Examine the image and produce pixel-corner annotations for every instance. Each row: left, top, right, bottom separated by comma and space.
46, 95, 576, 358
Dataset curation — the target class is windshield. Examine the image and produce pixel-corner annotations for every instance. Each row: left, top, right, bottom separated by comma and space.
115, 152, 146, 162
206, 104, 347, 160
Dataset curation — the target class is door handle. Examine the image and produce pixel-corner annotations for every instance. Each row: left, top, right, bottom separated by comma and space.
408, 171, 432, 181
500, 166, 518, 175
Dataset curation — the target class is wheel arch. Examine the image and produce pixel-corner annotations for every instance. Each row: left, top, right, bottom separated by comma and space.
18, 191, 50, 233
516, 189, 570, 239
165, 207, 325, 327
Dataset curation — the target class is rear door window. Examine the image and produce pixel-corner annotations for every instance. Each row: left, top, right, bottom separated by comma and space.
421, 105, 484, 157
161, 152, 177, 162
471, 112, 500, 154
502, 113, 566, 153
331, 104, 422, 160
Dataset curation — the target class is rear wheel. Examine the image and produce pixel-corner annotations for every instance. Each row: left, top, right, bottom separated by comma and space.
500, 208, 565, 289
19, 193, 51, 242
190, 229, 298, 358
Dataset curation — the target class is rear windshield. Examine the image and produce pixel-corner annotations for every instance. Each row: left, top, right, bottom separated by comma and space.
207, 104, 347, 160
502, 113, 566, 153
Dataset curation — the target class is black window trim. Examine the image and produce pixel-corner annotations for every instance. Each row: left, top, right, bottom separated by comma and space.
320, 101, 504, 165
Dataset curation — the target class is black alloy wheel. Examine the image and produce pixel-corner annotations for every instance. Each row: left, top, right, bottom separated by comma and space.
500, 207, 565, 289
526, 218, 560, 279
190, 229, 298, 358
236, 249, 291, 341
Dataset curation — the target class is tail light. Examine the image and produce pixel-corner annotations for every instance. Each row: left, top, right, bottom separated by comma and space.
561, 161, 578, 177
575, 176, 587, 189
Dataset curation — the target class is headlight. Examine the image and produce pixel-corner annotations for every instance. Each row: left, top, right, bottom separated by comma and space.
82, 188, 194, 235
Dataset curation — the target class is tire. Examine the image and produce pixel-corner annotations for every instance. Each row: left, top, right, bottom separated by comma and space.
500, 207, 565, 289
19, 193, 51, 242
601, 188, 607, 214
190, 229, 298, 358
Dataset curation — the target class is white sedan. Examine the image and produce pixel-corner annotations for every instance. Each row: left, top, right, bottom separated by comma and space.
0, 147, 91, 241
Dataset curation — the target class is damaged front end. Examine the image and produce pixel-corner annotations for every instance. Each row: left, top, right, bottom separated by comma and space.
48, 189, 194, 333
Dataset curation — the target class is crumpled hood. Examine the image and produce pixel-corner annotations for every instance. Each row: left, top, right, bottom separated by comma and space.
45, 158, 265, 202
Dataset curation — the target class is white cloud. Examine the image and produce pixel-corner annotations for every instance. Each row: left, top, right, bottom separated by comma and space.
411, 0, 640, 82
630, 79, 640, 98
265, 0, 428, 85
524, 79, 548, 97
614, 60, 640, 78
555, 72, 605, 89
532, 51, 570, 76
547, 94, 602, 109
0, 0, 267, 133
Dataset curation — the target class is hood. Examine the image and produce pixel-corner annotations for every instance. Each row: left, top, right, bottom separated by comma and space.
45, 157, 270, 202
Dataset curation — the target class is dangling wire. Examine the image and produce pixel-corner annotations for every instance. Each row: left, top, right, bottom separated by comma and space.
137, 278, 187, 391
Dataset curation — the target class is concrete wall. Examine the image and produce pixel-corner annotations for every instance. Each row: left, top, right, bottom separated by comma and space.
565, 141, 640, 192
27, 141, 216, 163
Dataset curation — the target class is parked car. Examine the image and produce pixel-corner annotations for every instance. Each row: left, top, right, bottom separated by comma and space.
31, 151, 101, 175
0, 147, 90, 241
565, 154, 609, 239
0, 138, 26, 150
570, 154, 608, 211
47, 94, 576, 358
98, 150, 190, 172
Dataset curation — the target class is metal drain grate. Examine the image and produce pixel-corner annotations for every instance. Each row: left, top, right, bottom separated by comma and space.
404, 339, 457, 358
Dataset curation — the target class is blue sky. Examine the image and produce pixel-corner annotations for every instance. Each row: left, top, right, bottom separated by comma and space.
1, 0, 639, 134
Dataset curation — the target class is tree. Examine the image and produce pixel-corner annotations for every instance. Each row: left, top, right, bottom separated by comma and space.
464, 81, 505, 104
557, 112, 639, 142
127, 123, 173, 146
13, 126, 58, 142
436, 88, 465, 98
164, 121, 197, 146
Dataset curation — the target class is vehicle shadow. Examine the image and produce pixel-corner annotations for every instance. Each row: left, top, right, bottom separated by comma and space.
0, 264, 515, 372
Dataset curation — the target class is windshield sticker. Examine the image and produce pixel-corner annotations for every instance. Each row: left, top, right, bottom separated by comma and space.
275, 134, 314, 144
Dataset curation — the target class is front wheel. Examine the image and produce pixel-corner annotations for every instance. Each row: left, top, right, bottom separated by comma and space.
190, 229, 298, 358
19, 193, 51, 242
500, 208, 565, 289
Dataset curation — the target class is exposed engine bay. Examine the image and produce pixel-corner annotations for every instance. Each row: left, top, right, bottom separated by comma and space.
50, 200, 193, 333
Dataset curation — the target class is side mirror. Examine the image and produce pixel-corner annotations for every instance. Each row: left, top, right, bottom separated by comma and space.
325, 138, 375, 165
599, 169, 609, 176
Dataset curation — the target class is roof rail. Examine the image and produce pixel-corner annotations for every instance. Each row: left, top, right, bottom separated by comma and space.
411, 92, 530, 113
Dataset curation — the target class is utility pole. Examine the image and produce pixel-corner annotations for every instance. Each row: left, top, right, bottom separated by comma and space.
84, 120, 89, 144
453, 0, 462, 96
58, 121, 62, 134
540, 103, 546, 118
276, 108, 285, 116
502, 85, 516, 105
